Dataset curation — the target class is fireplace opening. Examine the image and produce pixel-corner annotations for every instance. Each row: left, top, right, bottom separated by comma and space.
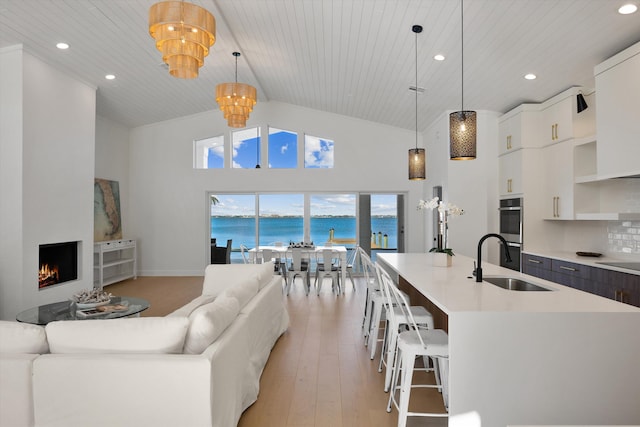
39, 241, 79, 289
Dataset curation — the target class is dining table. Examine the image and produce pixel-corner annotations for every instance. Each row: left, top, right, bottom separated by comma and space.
249, 245, 348, 288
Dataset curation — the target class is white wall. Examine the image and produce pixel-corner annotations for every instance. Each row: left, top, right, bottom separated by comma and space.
0, 47, 96, 320
0, 46, 25, 320
95, 115, 131, 237
127, 101, 426, 275
423, 110, 501, 265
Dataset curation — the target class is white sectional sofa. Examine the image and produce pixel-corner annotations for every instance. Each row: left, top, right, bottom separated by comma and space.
0, 262, 289, 427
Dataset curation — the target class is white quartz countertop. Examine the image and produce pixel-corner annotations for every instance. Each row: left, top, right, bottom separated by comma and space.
377, 253, 640, 315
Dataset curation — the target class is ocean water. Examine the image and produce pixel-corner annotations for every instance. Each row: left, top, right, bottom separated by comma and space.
211, 216, 397, 261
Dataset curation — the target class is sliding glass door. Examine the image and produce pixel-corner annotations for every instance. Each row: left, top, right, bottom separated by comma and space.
208, 192, 404, 264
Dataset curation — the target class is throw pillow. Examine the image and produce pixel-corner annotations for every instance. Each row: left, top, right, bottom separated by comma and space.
183, 296, 240, 354
167, 294, 216, 317
220, 276, 259, 309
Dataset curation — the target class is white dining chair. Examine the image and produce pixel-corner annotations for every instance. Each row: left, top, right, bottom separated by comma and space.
285, 247, 311, 295
240, 244, 251, 264
314, 249, 340, 295
260, 248, 287, 276
340, 245, 358, 292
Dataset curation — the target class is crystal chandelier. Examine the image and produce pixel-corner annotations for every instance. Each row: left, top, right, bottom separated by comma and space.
149, 1, 216, 79
216, 52, 257, 128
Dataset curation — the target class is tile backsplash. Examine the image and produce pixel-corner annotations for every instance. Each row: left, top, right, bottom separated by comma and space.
608, 221, 640, 254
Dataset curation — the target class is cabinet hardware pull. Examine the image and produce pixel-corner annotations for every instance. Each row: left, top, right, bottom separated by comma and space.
621, 291, 628, 303
559, 266, 577, 272
527, 259, 541, 264
507, 135, 512, 149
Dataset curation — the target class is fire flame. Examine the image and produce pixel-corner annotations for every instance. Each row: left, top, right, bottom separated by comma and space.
39, 263, 59, 288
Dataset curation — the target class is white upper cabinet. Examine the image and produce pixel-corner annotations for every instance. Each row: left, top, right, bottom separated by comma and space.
540, 87, 595, 146
594, 41, 640, 178
542, 141, 574, 220
498, 105, 540, 155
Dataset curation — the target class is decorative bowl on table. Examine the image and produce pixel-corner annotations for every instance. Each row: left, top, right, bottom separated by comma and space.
70, 288, 112, 309
75, 300, 111, 309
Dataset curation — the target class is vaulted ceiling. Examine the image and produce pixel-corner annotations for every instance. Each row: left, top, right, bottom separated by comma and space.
1, 0, 639, 131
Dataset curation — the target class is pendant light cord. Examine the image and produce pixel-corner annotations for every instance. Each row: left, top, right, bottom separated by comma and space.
415, 28, 418, 150
232, 51, 241, 84
461, 0, 464, 111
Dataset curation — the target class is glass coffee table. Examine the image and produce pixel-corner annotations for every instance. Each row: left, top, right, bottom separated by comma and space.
16, 296, 149, 325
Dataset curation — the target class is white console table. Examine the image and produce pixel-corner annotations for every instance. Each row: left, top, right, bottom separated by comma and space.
93, 239, 137, 287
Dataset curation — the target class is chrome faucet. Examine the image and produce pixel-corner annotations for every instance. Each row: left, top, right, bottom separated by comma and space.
475, 233, 512, 282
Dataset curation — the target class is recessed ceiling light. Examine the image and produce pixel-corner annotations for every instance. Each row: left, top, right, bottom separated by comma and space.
618, 3, 638, 14
56, 42, 69, 50
434, 54, 445, 61
105, 74, 116, 80
524, 73, 537, 80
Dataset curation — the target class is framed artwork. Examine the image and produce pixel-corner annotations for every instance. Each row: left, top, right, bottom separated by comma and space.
94, 179, 122, 241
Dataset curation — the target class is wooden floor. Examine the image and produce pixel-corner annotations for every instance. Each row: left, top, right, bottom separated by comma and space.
109, 275, 447, 427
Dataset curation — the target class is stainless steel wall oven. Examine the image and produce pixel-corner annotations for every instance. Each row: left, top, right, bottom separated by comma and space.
499, 198, 522, 271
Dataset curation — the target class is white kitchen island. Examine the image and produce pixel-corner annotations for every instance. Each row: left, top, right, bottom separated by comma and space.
377, 253, 640, 427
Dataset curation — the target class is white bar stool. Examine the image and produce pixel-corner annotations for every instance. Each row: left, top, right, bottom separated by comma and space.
378, 301, 434, 392
378, 265, 449, 426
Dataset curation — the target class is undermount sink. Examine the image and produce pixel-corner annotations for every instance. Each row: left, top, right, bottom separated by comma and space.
483, 277, 552, 292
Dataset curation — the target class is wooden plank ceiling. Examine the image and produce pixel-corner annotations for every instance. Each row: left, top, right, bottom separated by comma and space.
1, 0, 639, 130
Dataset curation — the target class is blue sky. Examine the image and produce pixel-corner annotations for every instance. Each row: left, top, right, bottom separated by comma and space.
207, 128, 333, 169
211, 194, 398, 217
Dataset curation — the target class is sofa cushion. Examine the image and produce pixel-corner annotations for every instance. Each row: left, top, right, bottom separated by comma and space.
202, 263, 274, 296
46, 317, 188, 354
221, 276, 260, 309
167, 294, 217, 317
0, 320, 49, 354
255, 262, 277, 290
183, 296, 240, 354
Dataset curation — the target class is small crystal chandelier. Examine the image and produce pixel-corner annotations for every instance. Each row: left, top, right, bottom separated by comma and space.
408, 25, 426, 180
449, 0, 477, 160
216, 52, 257, 128
148, 1, 216, 79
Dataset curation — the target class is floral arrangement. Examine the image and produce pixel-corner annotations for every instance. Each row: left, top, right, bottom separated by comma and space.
417, 196, 464, 256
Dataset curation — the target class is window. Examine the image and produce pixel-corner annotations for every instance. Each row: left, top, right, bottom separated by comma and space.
268, 126, 297, 168
210, 194, 256, 263
259, 194, 304, 244
232, 127, 261, 168
310, 194, 356, 246
208, 192, 402, 264
370, 194, 398, 250
194, 135, 224, 169
304, 134, 334, 168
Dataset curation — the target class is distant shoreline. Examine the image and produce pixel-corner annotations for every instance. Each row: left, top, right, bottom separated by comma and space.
211, 215, 396, 218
